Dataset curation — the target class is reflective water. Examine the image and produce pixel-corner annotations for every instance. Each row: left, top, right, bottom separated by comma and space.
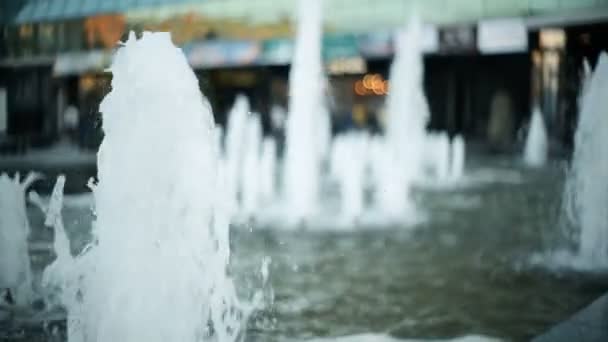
15, 155, 607, 342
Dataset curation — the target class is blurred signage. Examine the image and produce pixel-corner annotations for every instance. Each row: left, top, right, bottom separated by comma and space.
478, 18, 528, 54
327, 57, 367, 75
215, 71, 257, 87
539, 29, 566, 50
323, 34, 359, 61
259, 39, 293, 65
0, 88, 6, 133
84, 14, 126, 50
439, 26, 477, 54
54, 51, 112, 76
357, 32, 393, 58
185, 40, 261, 68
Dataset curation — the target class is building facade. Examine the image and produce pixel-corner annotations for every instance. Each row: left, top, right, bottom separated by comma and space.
1, 0, 608, 152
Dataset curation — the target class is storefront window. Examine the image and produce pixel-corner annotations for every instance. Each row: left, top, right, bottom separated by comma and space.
0, 26, 7, 58
37, 22, 56, 54
4, 26, 19, 58
57, 20, 86, 52
18, 24, 36, 56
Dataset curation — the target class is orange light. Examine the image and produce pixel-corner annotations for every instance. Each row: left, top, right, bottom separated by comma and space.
362, 74, 374, 89
354, 80, 367, 95
383, 80, 390, 94
372, 77, 384, 94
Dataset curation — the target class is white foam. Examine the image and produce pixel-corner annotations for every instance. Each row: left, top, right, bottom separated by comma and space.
0, 172, 38, 306
42, 32, 246, 341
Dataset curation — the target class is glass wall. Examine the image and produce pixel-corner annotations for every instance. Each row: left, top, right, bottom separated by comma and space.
1, 20, 86, 58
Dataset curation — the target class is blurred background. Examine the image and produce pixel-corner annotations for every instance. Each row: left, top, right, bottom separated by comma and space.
4, 2, 608, 341
0, 0, 607, 155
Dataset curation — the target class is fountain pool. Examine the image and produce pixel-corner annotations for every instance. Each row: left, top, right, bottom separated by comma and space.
12, 155, 608, 342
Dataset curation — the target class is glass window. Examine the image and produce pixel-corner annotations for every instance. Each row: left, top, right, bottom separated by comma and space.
18, 24, 36, 56
0, 26, 7, 58
60, 19, 86, 52
38, 22, 56, 54
5, 26, 20, 58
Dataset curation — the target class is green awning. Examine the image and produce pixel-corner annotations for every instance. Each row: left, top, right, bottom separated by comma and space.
323, 34, 359, 60
1, 0, 203, 25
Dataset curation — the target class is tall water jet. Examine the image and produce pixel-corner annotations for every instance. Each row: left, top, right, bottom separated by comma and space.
43, 32, 245, 341
260, 137, 277, 204
241, 113, 263, 219
564, 52, 608, 269
376, 16, 428, 217
426, 132, 450, 181
0, 173, 39, 307
330, 133, 367, 224
450, 135, 466, 180
316, 93, 332, 166
225, 95, 250, 216
523, 107, 548, 167
283, 0, 325, 225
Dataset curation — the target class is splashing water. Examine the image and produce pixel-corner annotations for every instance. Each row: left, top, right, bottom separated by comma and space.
376, 16, 428, 218
0, 172, 39, 307
29, 175, 71, 308
426, 132, 450, 181
563, 52, 608, 269
283, 0, 326, 225
241, 113, 263, 219
450, 135, 466, 180
523, 107, 548, 167
43, 32, 246, 341
260, 137, 278, 204
330, 133, 368, 224
225, 95, 251, 216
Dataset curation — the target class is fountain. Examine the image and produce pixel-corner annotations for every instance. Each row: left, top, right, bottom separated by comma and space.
283, 0, 326, 225
523, 107, 548, 167
260, 137, 278, 204
426, 132, 450, 181
241, 113, 263, 219
42, 32, 246, 341
562, 52, 608, 269
225, 94, 251, 216
316, 94, 332, 166
375, 16, 428, 218
0, 172, 39, 307
330, 133, 368, 224
450, 135, 466, 180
